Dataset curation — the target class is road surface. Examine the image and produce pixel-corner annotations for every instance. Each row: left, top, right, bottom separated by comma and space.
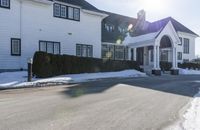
0, 75, 200, 130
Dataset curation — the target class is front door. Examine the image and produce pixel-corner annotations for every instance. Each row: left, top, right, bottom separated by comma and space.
136, 47, 144, 65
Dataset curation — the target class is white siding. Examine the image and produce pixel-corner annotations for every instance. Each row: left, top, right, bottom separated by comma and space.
177, 32, 196, 62
0, 0, 104, 70
0, 0, 21, 70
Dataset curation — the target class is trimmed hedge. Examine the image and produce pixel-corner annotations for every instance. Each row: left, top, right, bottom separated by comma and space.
33, 51, 141, 78
160, 62, 172, 71
178, 62, 200, 70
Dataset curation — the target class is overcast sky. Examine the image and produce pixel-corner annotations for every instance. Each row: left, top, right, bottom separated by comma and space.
86, 0, 200, 56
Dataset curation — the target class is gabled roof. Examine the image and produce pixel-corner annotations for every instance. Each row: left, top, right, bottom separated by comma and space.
134, 17, 199, 37
55, 0, 103, 13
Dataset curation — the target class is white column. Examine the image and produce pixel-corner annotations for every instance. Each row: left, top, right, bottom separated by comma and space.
156, 46, 160, 69
128, 48, 132, 60
153, 45, 157, 69
134, 48, 137, 61
172, 47, 176, 69
175, 47, 177, 68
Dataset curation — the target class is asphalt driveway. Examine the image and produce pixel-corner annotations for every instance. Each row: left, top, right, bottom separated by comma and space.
0, 75, 200, 130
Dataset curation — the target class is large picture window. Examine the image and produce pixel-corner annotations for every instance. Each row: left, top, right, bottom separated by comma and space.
0, 0, 10, 8
11, 38, 21, 56
76, 44, 93, 57
183, 38, 189, 54
53, 3, 80, 21
39, 41, 60, 54
102, 44, 128, 60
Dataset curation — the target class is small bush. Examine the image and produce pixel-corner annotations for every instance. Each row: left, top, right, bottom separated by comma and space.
33, 51, 141, 78
178, 62, 200, 70
160, 62, 172, 71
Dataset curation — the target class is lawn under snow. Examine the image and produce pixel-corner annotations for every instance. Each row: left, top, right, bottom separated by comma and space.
179, 68, 200, 75
0, 70, 146, 88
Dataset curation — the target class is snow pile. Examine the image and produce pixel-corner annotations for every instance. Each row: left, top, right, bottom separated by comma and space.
0, 70, 146, 88
182, 89, 200, 130
179, 68, 200, 75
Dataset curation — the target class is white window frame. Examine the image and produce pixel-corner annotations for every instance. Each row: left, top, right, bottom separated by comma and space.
11, 38, 21, 56
54, 3, 61, 17
183, 38, 189, 54
68, 7, 74, 19
178, 52, 182, 60
39, 41, 60, 54
74, 8, 80, 21
60, 5, 67, 18
0, 0, 10, 8
76, 44, 93, 57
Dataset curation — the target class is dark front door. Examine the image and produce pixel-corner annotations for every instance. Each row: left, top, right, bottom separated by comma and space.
136, 47, 144, 65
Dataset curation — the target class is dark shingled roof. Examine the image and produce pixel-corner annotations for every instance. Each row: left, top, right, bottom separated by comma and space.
102, 11, 137, 43
55, 0, 103, 13
134, 17, 199, 36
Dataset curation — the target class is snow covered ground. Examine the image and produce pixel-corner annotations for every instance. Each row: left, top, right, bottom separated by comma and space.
0, 70, 146, 89
182, 89, 200, 130
169, 68, 200, 130
179, 68, 200, 75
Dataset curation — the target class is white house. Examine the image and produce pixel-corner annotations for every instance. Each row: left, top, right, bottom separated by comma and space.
0, 0, 198, 75
102, 10, 198, 75
0, 0, 107, 71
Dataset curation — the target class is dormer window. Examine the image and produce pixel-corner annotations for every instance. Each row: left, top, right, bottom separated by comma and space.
0, 0, 10, 9
118, 26, 126, 33
105, 24, 114, 32
53, 3, 80, 21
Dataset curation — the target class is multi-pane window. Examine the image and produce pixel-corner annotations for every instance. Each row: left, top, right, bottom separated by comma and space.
102, 44, 114, 59
105, 24, 115, 32
76, 44, 93, 57
179, 37, 182, 45
183, 38, 189, 54
115, 46, 125, 60
102, 44, 128, 60
178, 52, 182, 60
60, 5, 67, 18
11, 38, 21, 56
53, 3, 80, 21
39, 41, 60, 54
183, 59, 189, 63
68, 7, 74, 19
54, 3, 61, 17
0, 0, 10, 8
124, 47, 128, 60
74, 8, 80, 20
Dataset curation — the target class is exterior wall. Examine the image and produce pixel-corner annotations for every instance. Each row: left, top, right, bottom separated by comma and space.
177, 32, 196, 62
0, 0, 21, 70
0, 0, 104, 70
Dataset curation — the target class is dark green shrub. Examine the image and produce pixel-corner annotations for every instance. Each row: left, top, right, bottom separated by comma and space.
178, 62, 200, 70
33, 51, 141, 78
160, 62, 172, 71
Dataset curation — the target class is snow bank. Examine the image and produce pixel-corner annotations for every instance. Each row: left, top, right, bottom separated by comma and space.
0, 70, 146, 88
179, 68, 200, 75
182, 89, 200, 130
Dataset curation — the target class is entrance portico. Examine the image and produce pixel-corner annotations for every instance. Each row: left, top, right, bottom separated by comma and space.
125, 21, 180, 75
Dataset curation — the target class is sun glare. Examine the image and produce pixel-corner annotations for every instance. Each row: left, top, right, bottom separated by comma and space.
139, 0, 167, 12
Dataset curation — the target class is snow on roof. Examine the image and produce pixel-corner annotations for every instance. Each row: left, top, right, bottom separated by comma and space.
123, 31, 159, 45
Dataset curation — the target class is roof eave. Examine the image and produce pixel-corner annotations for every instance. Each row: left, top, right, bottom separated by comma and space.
177, 31, 199, 38
82, 9, 108, 18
